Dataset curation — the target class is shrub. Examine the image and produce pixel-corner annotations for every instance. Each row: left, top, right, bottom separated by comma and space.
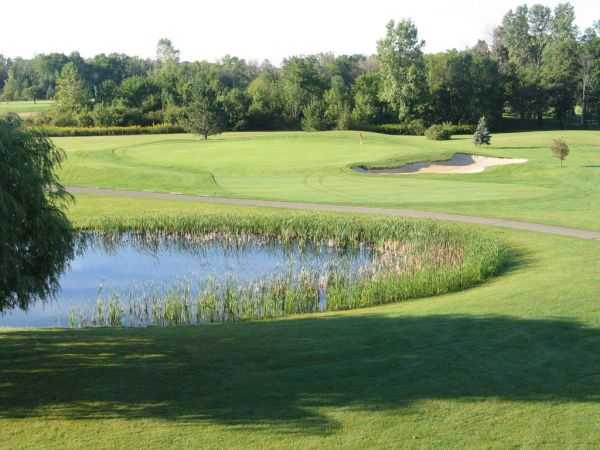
92, 104, 122, 127
76, 111, 95, 127
357, 122, 424, 136
405, 119, 427, 136
357, 121, 472, 137
425, 123, 453, 141
51, 112, 78, 127
23, 112, 52, 127
452, 123, 476, 135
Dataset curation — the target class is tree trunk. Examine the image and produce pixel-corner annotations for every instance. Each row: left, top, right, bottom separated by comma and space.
204, 131, 208, 140
582, 78, 587, 127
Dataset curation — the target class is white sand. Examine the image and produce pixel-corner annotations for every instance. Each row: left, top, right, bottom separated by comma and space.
356, 153, 528, 175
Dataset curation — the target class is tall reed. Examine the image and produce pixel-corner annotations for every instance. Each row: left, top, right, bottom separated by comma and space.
68, 213, 510, 328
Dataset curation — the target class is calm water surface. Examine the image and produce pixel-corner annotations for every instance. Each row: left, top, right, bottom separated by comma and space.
0, 233, 371, 327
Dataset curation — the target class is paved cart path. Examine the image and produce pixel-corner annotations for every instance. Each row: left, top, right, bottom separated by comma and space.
67, 187, 600, 241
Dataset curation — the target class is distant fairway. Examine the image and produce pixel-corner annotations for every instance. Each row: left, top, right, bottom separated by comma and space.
58, 130, 600, 230
0, 100, 53, 116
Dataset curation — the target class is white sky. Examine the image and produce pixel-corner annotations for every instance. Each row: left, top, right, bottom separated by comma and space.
2, 0, 599, 64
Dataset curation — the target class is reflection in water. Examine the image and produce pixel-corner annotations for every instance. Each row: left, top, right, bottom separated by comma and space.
0, 233, 373, 328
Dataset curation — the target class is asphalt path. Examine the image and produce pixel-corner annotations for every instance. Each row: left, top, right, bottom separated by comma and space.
67, 187, 600, 241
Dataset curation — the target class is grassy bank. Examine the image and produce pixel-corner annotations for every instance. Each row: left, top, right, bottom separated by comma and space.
57, 130, 600, 230
1, 195, 600, 448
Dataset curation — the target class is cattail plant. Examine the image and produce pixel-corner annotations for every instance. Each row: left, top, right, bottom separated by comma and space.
67, 214, 509, 328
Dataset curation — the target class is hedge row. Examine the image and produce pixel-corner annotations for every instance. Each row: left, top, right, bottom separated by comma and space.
361, 122, 475, 137
33, 122, 481, 138
35, 124, 185, 137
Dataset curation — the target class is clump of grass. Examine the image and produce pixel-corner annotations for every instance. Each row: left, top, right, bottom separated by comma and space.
68, 214, 510, 328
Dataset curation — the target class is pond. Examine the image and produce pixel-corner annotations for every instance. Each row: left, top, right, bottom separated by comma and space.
0, 233, 374, 328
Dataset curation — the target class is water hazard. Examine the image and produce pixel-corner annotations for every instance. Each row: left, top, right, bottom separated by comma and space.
0, 233, 373, 327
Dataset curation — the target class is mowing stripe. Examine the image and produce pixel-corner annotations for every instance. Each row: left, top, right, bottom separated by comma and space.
66, 186, 600, 241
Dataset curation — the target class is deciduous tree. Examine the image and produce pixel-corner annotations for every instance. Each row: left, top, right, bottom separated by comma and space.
551, 138, 570, 167
377, 19, 428, 122
54, 62, 89, 114
179, 67, 224, 140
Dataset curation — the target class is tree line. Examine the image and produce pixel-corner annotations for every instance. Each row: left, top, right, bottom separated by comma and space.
1, 3, 599, 133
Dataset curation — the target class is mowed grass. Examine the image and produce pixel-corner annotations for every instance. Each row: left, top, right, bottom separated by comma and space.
56, 130, 600, 230
1, 195, 600, 449
0, 100, 54, 116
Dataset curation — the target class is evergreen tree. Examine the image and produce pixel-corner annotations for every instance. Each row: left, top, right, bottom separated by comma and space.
473, 116, 492, 146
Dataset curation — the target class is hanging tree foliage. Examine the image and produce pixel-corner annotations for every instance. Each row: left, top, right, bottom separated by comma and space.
0, 114, 74, 311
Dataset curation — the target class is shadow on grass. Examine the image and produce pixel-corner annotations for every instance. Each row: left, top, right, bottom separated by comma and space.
492, 146, 548, 150
2, 307, 599, 435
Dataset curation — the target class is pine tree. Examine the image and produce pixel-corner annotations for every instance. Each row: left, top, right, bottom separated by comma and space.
473, 116, 492, 146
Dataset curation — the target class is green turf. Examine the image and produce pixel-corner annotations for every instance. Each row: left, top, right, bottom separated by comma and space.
56, 130, 600, 230
1, 195, 600, 449
5, 130, 600, 447
0, 100, 54, 116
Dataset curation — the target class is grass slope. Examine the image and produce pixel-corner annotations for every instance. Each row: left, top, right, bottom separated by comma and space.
57, 130, 600, 230
1, 195, 600, 449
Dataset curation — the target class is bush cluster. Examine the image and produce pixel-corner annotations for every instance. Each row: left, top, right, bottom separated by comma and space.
425, 123, 454, 141
27, 105, 171, 129
358, 120, 426, 136
361, 121, 474, 137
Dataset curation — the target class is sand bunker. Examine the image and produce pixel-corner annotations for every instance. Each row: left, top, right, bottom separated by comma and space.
354, 153, 528, 175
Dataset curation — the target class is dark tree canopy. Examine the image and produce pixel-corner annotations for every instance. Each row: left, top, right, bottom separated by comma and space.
0, 114, 74, 311
2, 4, 600, 132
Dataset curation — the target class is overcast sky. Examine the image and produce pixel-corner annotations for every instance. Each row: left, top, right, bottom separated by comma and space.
2, 0, 599, 64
